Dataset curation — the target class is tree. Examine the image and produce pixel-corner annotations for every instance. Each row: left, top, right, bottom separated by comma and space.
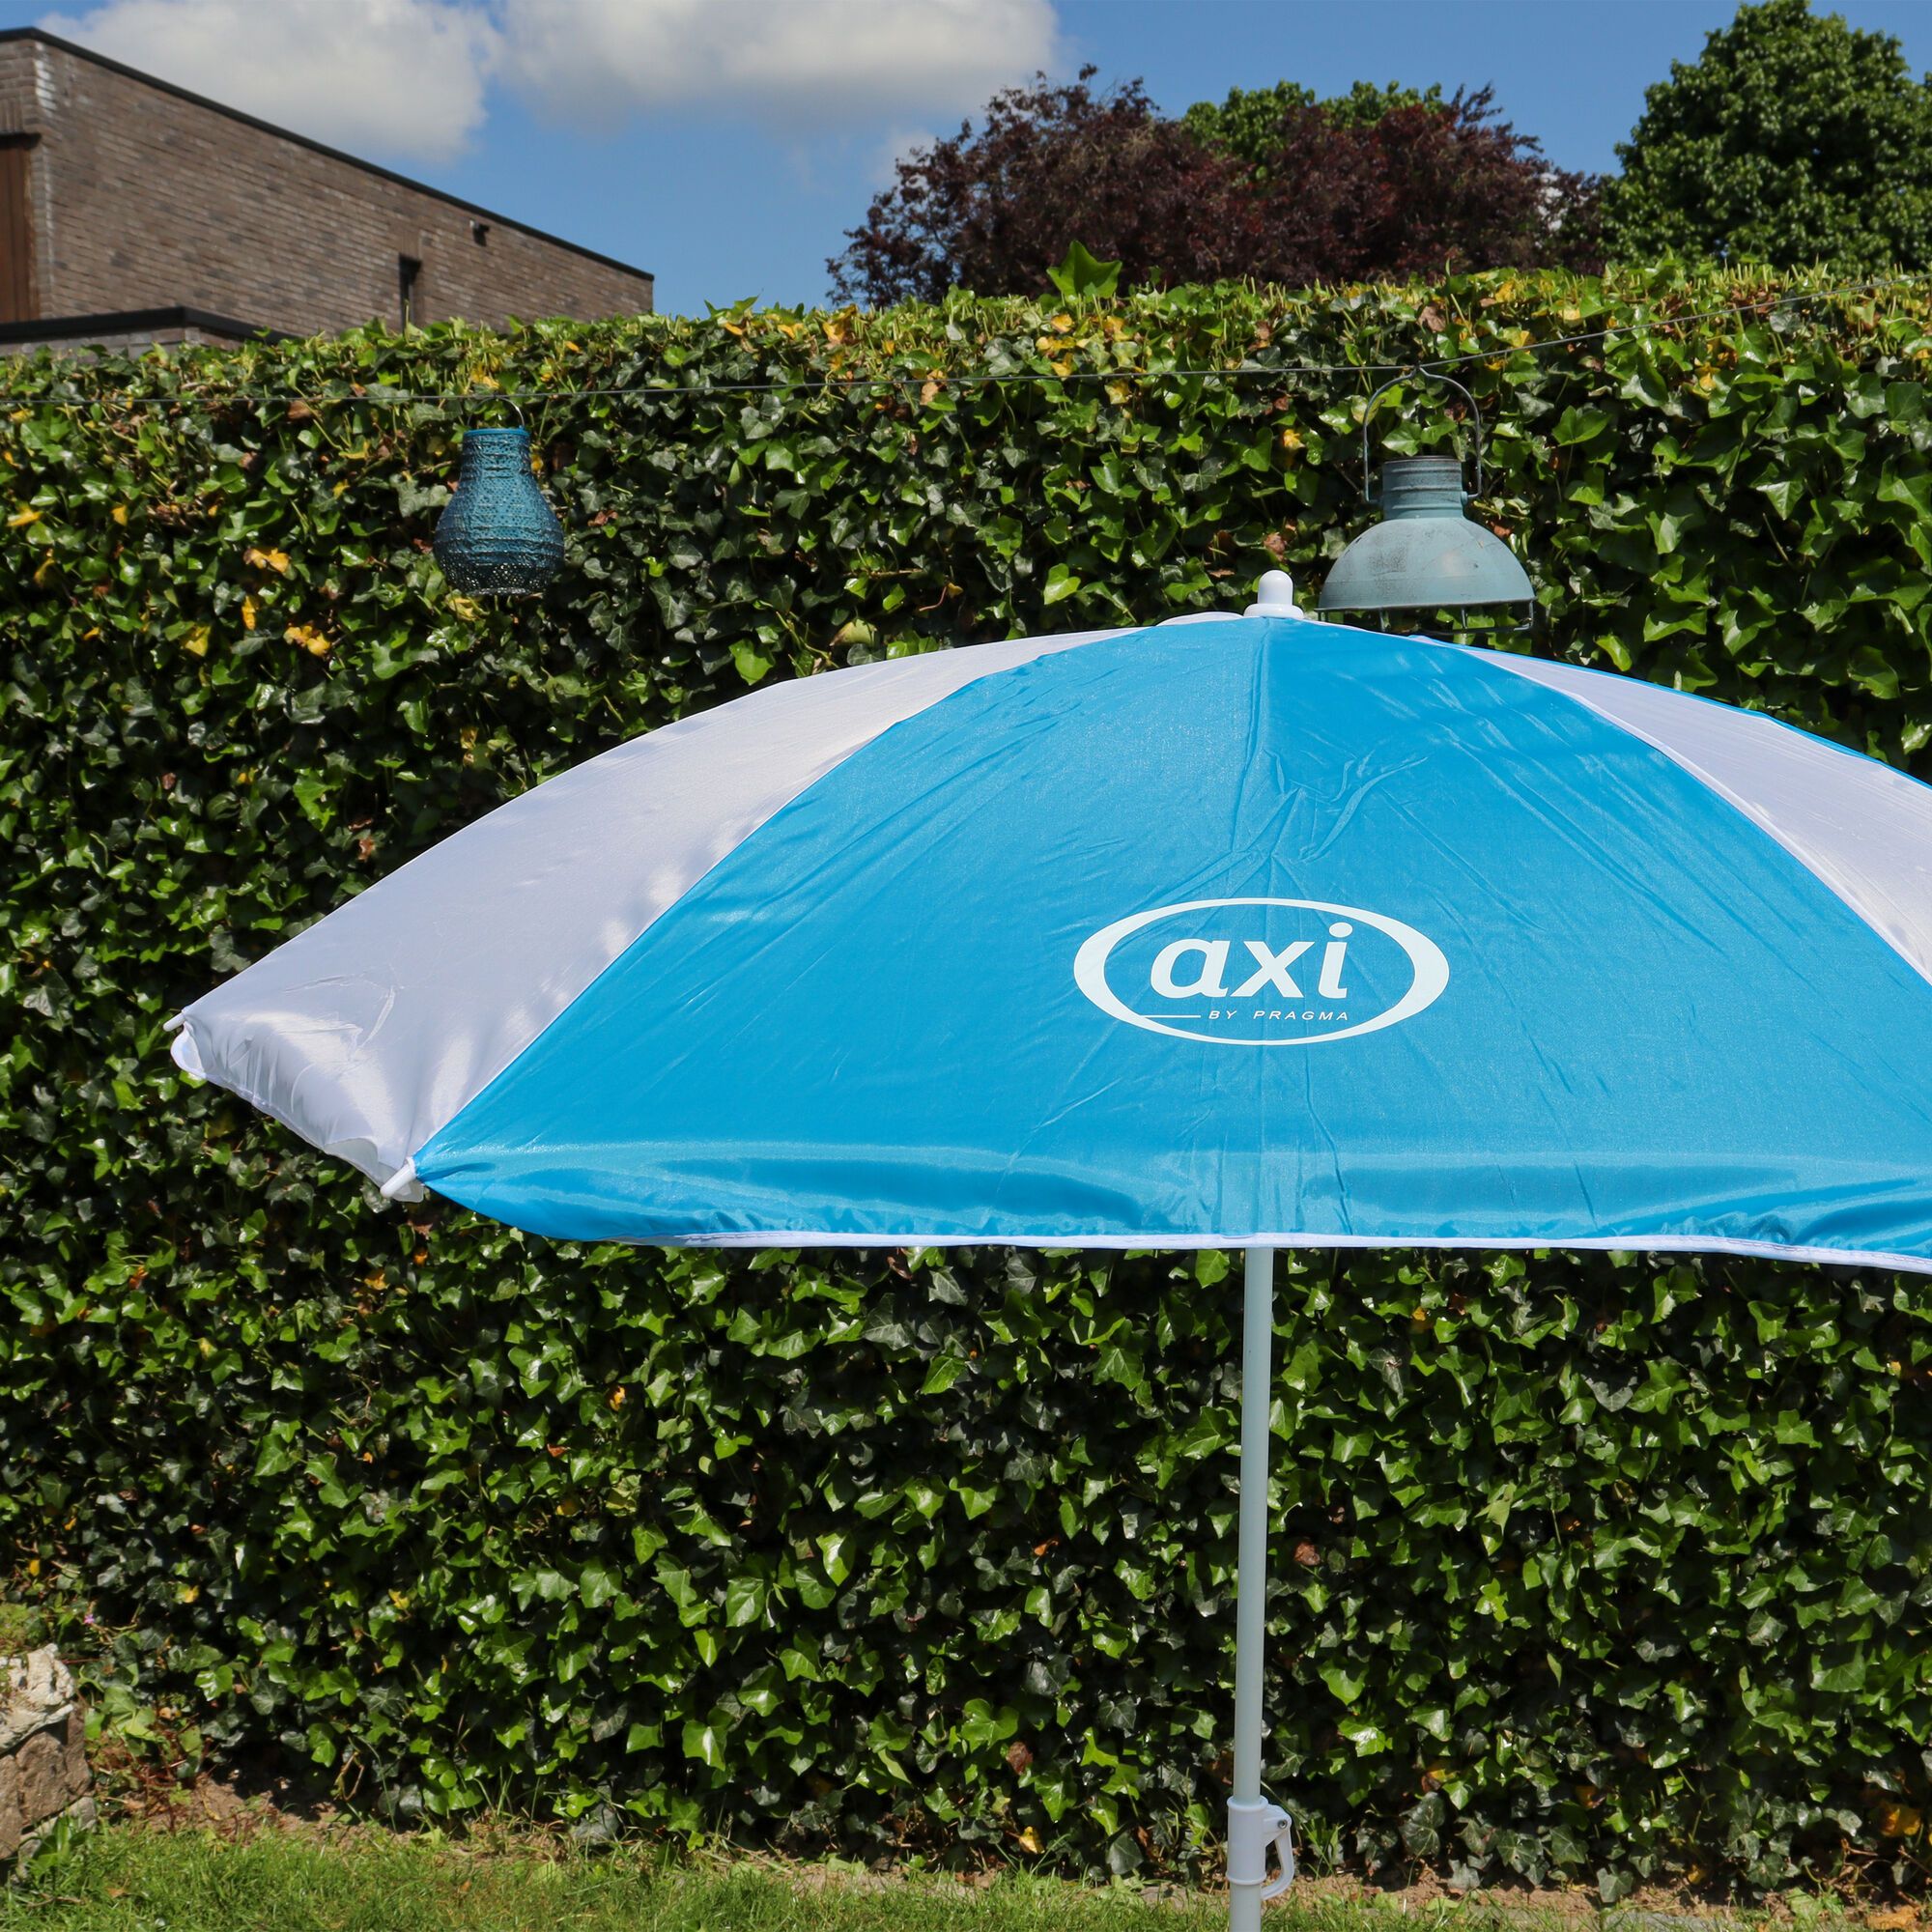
828, 71, 1600, 307
1244, 89, 1601, 285
826, 71, 1256, 307
1182, 79, 1448, 179
1604, 0, 1932, 270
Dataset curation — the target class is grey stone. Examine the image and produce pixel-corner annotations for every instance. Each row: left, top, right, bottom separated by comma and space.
0, 1650, 74, 1755
0, 1649, 92, 1862
14, 1732, 71, 1820
0, 1752, 20, 1861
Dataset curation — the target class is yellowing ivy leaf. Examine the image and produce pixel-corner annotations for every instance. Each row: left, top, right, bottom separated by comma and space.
245, 546, 291, 574
1877, 1801, 1924, 1838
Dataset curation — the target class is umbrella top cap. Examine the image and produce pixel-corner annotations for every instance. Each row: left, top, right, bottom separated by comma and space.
1242, 570, 1304, 619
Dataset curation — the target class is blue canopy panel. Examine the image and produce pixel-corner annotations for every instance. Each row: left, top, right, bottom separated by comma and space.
386, 619, 1932, 1265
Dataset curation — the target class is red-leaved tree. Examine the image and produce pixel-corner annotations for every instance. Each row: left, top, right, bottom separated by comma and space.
828, 71, 1601, 305
1247, 89, 1604, 285
829, 72, 1255, 305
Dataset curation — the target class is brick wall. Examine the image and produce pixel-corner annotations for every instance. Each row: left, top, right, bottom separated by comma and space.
0, 34, 652, 337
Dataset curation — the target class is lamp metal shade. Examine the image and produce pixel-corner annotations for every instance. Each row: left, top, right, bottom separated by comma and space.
1317, 454, 1532, 615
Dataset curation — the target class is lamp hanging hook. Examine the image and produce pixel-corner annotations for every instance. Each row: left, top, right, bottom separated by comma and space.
1358, 367, 1486, 505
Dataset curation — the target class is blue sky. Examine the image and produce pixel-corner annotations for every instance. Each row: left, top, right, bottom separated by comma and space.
15, 0, 1932, 315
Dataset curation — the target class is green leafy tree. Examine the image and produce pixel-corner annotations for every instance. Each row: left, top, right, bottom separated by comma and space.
1604, 0, 1932, 269
1182, 79, 1447, 180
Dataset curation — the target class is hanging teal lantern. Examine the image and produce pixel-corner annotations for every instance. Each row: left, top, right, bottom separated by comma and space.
1318, 372, 1532, 626
433, 425, 564, 598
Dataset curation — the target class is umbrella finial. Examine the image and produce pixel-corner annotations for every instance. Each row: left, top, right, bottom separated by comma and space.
1243, 569, 1301, 618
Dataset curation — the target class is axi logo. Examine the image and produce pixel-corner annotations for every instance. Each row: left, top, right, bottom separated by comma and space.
1072, 897, 1449, 1046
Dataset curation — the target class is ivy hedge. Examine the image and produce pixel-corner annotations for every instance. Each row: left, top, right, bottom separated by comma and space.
7, 268, 1932, 1898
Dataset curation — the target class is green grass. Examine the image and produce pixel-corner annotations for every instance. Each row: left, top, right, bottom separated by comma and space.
8, 1821, 1787, 1932
3, 1825, 1262, 1932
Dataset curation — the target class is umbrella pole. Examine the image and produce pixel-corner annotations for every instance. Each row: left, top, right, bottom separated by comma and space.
1228, 1243, 1293, 1929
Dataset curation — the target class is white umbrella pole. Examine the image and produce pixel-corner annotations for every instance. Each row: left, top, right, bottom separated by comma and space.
1228, 1243, 1293, 1929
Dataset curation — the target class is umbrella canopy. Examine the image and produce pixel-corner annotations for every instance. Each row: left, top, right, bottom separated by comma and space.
169, 581, 1932, 1926
175, 595, 1932, 1273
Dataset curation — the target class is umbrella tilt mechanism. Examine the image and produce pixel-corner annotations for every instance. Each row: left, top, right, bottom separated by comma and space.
1228, 1799, 1296, 1914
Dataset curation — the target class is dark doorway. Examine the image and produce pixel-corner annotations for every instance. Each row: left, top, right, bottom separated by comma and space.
398, 253, 422, 329
0, 135, 38, 325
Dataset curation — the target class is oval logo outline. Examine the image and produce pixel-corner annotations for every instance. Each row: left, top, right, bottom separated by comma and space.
1071, 896, 1449, 1046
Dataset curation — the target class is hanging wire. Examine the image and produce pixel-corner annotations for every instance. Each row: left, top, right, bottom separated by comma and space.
7, 271, 1924, 414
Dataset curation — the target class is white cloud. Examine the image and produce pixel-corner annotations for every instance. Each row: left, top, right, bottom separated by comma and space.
39, 0, 502, 164
499, 0, 1061, 131
37, 0, 1065, 164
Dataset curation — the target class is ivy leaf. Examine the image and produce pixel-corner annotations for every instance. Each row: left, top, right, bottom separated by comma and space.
724, 1575, 770, 1628
682, 1718, 726, 1768
1045, 242, 1122, 300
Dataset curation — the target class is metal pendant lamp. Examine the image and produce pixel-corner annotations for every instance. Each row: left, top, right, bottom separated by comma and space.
1318, 371, 1532, 627
433, 424, 564, 598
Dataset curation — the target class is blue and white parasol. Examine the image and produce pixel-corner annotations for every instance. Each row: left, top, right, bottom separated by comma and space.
171, 573, 1932, 1924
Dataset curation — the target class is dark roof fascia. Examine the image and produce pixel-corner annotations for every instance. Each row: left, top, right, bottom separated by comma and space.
0, 27, 654, 285
0, 305, 294, 346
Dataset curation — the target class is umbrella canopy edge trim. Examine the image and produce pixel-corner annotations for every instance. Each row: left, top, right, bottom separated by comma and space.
411, 1225, 1932, 1272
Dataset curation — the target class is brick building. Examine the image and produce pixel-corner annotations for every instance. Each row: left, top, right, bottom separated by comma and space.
0, 28, 653, 352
